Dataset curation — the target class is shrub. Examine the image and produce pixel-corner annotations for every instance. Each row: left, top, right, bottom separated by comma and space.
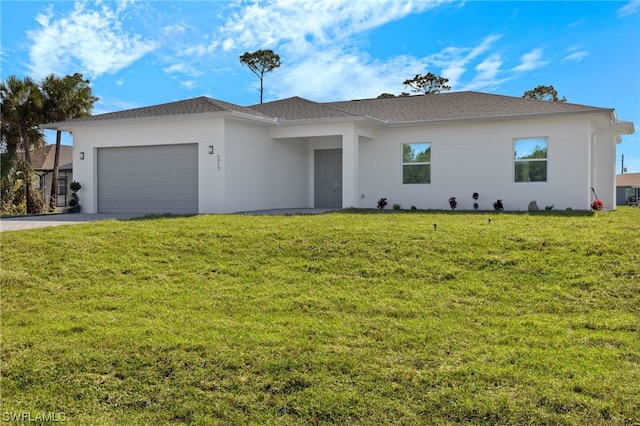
545, 205, 554, 211
493, 199, 504, 211
377, 198, 387, 209
591, 199, 604, 211
410, 205, 417, 211
68, 181, 82, 213
392, 203, 401, 210
448, 197, 457, 210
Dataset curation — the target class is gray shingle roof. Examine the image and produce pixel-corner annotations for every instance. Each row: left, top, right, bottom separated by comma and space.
250, 96, 355, 120
324, 91, 611, 123
45, 91, 613, 129
70, 96, 272, 122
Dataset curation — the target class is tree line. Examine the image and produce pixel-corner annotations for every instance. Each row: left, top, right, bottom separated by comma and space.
1, 73, 97, 214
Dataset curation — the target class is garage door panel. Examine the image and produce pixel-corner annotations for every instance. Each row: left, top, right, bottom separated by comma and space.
98, 144, 198, 214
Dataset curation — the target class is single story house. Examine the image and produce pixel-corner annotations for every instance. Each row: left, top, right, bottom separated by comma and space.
29, 144, 73, 208
43, 91, 634, 214
616, 173, 640, 206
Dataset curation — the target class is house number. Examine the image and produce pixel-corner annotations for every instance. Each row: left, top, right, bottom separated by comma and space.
217, 154, 221, 170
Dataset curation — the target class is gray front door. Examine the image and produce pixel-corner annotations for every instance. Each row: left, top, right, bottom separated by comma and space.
314, 149, 342, 208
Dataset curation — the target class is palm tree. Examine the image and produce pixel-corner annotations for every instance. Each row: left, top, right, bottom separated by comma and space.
40, 73, 98, 211
1, 75, 45, 213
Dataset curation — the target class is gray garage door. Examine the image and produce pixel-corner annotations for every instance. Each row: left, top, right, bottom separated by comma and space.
97, 144, 198, 214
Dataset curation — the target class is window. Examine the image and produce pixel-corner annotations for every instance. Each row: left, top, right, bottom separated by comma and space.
403, 143, 431, 184
514, 137, 547, 182
58, 176, 68, 196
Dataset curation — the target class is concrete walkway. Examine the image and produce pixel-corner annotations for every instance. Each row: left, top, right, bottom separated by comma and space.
0, 213, 146, 232
0, 209, 337, 232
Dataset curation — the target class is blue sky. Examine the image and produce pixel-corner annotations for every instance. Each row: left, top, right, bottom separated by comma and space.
2, 0, 639, 172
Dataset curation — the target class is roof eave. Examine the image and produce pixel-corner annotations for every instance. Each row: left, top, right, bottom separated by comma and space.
384, 109, 616, 128
613, 119, 635, 136
41, 110, 276, 131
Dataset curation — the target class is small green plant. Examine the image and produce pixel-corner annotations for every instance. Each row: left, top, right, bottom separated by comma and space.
448, 197, 457, 210
472, 192, 479, 210
392, 203, 401, 210
493, 199, 504, 211
377, 198, 388, 209
68, 181, 82, 213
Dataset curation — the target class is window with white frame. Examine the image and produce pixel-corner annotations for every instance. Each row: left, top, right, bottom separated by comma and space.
514, 137, 547, 182
403, 143, 431, 184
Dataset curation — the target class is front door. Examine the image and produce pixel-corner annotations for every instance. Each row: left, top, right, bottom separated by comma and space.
314, 149, 342, 208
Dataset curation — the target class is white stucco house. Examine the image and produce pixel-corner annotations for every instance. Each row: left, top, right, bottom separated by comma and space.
43, 91, 634, 214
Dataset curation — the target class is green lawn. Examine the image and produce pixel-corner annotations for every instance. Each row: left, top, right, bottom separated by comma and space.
1, 209, 639, 425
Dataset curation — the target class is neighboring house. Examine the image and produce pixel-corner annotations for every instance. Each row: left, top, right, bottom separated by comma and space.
616, 173, 640, 206
29, 144, 73, 208
43, 91, 634, 215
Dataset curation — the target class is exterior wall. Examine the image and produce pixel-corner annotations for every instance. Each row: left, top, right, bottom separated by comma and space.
68, 111, 620, 214
224, 119, 308, 212
271, 122, 376, 209
69, 116, 224, 214
358, 116, 595, 211
591, 126, 618, 209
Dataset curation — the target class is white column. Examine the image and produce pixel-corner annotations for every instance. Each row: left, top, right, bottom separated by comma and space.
342, 128, 359, 208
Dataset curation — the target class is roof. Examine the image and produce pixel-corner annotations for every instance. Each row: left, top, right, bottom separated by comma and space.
250, 96, 356, 120
67, 96, 272, 122
616, 173, 640, 187
324, 92, 611, 123
28, 145, 73, 171
44, 91, 616, 129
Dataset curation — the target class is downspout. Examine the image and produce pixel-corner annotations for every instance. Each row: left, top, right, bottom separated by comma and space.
589, 130, 597, 207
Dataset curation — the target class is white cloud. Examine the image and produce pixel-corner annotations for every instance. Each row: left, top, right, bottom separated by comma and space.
424, 35, 502, 88
562, 51, 588, 63
162, 62, 203, 78
618, 1, 640, 17
162, 24, 187, 35
512, 48, 548, 72
267, 36, 507, 101
27, 1, 157, 79
567, 18, 587, 28
460, 54, 507, 91
180, 80, 196, 90
270, 50, 426, 101
164, 0, 553, 102
216, 0, 448, 53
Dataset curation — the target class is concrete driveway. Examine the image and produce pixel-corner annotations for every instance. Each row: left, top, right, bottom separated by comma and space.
0, 213, 146, 232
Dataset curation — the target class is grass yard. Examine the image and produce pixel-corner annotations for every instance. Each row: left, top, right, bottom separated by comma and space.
1, 208, 639, 425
